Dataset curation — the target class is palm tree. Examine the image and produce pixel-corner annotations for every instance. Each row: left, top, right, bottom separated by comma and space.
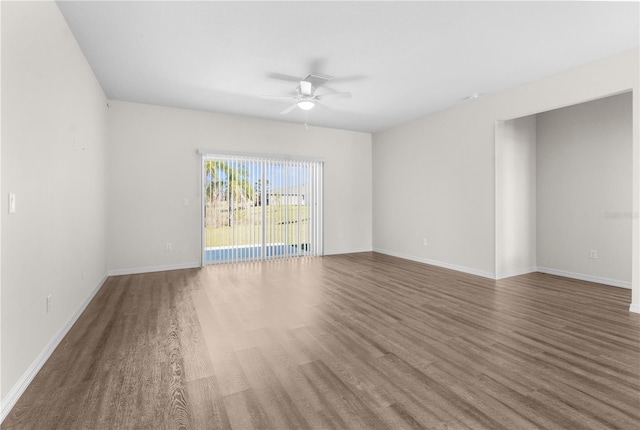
205, 160, 255, 226
205, 160, 227, 203
226, 166, 254, 225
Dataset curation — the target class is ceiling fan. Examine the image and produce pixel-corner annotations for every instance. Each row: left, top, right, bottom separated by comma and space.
263, 73, 351, 114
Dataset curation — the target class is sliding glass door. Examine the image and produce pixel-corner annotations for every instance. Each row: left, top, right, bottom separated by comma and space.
201, 153, 323, 265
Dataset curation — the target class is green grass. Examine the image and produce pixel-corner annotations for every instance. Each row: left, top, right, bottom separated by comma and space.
205, 205, 309, 247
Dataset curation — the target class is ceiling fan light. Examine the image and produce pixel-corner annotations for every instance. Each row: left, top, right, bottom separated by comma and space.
298, 101, 315, 111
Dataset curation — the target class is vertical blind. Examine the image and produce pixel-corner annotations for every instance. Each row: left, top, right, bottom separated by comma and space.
202, 153, 323, 265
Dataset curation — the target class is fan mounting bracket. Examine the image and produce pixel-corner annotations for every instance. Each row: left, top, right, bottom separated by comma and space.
303, 73, 332, 87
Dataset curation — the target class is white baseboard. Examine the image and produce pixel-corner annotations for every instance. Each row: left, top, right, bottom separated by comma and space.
373, 248, 496, 279
323, 247, 373, 256
107, 262, 201, 276
536, 266, 631, 289
1, 275, 107, 424
629, 303, 640, 314
495, 267, 538, 280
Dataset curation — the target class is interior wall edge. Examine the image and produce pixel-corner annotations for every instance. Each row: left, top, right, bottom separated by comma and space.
495, 267, 538, 280
633, 81, 640, 313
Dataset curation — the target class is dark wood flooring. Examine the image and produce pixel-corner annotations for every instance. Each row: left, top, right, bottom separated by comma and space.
4, 252, 639, 429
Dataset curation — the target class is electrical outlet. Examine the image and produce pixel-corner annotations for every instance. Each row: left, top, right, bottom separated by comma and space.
46, 295, 52, 313
166, 243, 173, 251
589, 249, 598, 259
423, 238, 428, 246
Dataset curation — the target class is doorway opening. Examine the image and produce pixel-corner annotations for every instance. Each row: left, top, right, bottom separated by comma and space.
201, 153, 323, 265
494, 92, 632, 288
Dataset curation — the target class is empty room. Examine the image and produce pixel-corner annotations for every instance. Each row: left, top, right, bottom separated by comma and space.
2, 1, 639, 429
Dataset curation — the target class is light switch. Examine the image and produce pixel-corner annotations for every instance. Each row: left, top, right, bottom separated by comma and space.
9, 193, 16, 214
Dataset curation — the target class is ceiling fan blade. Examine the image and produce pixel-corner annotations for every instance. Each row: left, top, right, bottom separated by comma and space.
321, 84, 343, 94
300, 80, 313, 96
267, 72, 301, 82
262, 95, 296, 100
280, 104, 298, 115
315, 92, 351, 100
329, 74, 367, 83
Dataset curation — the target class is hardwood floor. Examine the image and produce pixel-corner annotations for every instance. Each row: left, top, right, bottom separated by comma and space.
4, 252, 639, 429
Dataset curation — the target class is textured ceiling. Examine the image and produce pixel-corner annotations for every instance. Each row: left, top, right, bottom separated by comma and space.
57, 1, 639, 133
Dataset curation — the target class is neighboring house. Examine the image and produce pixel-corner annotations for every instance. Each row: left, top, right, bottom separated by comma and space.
267, 184, 309, 206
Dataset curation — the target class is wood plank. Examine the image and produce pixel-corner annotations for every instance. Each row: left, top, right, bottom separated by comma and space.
3, 252, 639, 430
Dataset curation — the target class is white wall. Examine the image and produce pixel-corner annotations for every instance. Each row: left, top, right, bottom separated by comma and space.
372, 109, 498, 277
107, 101, 372, 273
373, 49, 639, 310
1, 0, 108, 405
495, 115, 537, 278
0, 0, 4, 402
537, 93, 632, 285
